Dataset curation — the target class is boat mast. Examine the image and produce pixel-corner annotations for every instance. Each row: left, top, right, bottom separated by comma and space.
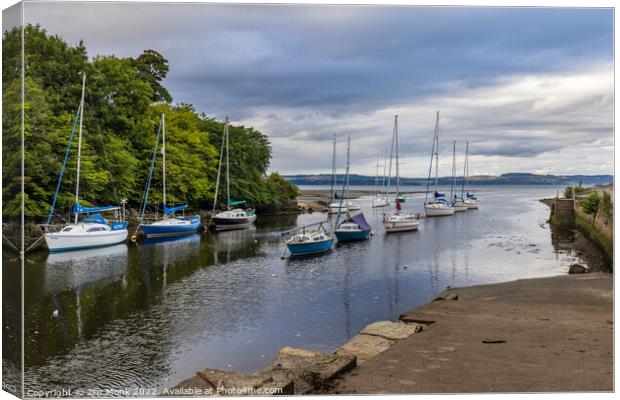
162, 113, 166, 214
225, 117, 230, 211
334, 136, 351, 228
434, 111, 440, 194
461, 141, 468, 198
451, 140, 456, 201
395, 115, 400, 197
385, 116, 396, 201
330, 133, 336, 204
381, 149, 387, 196
74, 72, 86, 223
374, 153, 379, 197
211, 118, 227, 216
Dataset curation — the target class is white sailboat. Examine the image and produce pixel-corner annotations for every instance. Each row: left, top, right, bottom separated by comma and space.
44, 73, 128, 252
372, 150, 389, 208
424, 111, 455, 217
463, 141, 480, 209
211, 118, 257, 230
450, 140, 468, 212
383, 115, 420, 233
328, 134, 349, 214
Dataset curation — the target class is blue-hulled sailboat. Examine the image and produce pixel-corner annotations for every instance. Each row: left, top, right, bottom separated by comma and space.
334, 136, 372, 241
138, 113, 201, 238
44, 73, 128, 252
285, 222, 334, 256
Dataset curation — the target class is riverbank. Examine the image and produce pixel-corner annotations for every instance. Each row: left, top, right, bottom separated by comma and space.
332, 274, 613, 393
169, 274, 612, 394
541, 187, 613, 271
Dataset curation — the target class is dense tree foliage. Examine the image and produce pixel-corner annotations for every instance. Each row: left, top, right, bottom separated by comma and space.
2, 24, 298, 218
581, 192, 601, 215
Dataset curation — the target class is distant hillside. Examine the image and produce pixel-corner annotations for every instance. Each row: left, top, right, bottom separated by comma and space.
283, 173, 613, 186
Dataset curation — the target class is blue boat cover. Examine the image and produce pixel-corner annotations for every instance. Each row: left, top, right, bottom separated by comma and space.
227, 198, 246, 206
434, 192, 445, 198
82, 213, 107, 224
163, 204, 187, 215
467, 192, 477, 199
72, 204, 119, 214
347, 213, 372, 231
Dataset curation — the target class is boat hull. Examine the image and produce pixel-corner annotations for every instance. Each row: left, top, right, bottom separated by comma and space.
286, 238, 334, 255
453, 205, 468, 212
383, 221, 419, 233
371, 199, 388, 208
425, 205, 455, 217
466, 200, 480, 209
141, 220, 201, 238
329, 206, 348, 214
334, 230, 370, 241
45, 229, 128, 252
211, 214, 257, 230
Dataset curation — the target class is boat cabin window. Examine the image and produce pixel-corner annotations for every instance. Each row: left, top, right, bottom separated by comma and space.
87, 227, 106, 232
61, 227, 73, 232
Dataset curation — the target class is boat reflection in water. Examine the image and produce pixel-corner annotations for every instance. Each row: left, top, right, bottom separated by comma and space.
139, 234, 202, 287
44, 244, 129, 340
44, 243, 129, 294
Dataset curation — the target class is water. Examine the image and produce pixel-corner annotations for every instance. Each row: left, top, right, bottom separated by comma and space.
6, 185, 585, 395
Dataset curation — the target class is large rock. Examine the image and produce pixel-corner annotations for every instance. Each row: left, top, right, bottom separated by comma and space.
336, 334, 395, 364
361, 320, 424, 340
264, 347, 356, 394
568, 264, 587, 274
165, 368, 294, 396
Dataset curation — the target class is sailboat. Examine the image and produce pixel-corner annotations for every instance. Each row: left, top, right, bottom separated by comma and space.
450, 140, 468, 212
326, 134, 361, 212
328, 134, 350, 214
211, 118, 257, 230
383, 115, 420, 233
334, 137, 372, 241
372, 150, 389, 208
424, 111, 456, 217
138, 114, 201, 238
44, 73, 128, 252
284, 221, 334, 256
463, 141, 480, 209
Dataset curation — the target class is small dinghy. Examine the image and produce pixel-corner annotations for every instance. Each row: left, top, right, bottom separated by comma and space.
285, 222, 334, 256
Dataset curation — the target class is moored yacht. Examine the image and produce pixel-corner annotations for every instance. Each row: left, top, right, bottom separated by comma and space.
382, 115, 421, 233
424, 111, 455, 217
43, 73, 128, 252
210, 118, 257, 230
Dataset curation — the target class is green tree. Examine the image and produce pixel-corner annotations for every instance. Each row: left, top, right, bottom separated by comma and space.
563, 186, 573, 199
581, 192, 601, 215
135, 49, 172, 103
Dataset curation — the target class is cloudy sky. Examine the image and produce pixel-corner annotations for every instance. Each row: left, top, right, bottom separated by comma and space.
19, 2, 614, 177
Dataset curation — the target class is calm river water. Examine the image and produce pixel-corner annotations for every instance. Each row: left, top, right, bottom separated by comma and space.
6, 185, 585, 395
